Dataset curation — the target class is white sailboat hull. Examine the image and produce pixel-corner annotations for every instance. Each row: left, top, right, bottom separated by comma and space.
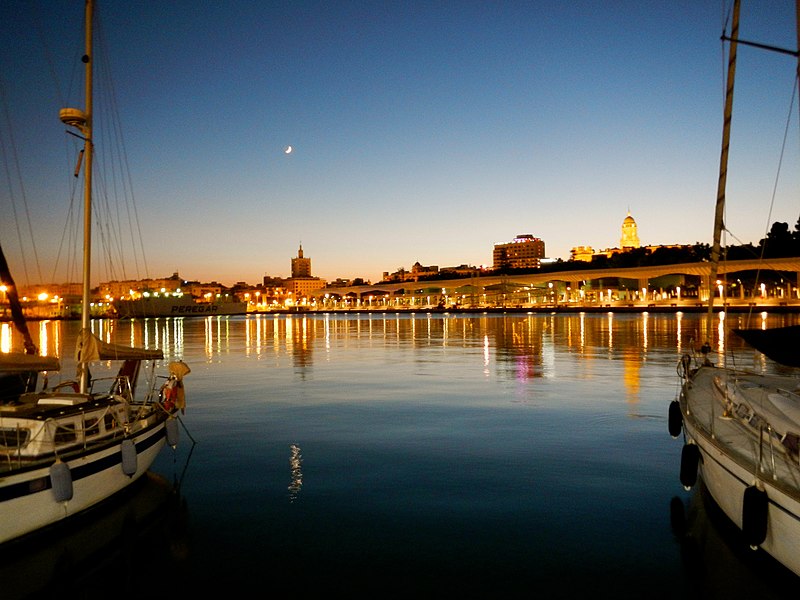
679, 366, 800, 577
0, 417, 170, 544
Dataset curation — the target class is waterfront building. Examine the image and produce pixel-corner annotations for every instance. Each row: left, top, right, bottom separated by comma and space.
99, 272, 184, 300
439, 264, 481, 278
570, 246, 595, 262
493, 234, 545, 270
5, 282, 83, 319
571, 211, 644, 261
17, 282, 82, 300
262, 275, 285, 287
98, 271, 243, 306
382, 262, 441, 283
287, 243, 325, 302
182, 281, 230, 301
328, 277, 366, 287
291, 244, 312, 278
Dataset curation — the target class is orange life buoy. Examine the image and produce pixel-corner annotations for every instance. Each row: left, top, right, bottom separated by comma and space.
161, 381, 177, 411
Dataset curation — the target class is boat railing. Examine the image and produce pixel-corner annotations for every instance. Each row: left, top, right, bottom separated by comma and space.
0, 401, 124, 468
729, 401, 799, 480
93, 374, 134, 401
682, 359, 800, 479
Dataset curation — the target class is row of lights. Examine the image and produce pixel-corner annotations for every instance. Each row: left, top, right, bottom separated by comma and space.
1, 278, 790, 311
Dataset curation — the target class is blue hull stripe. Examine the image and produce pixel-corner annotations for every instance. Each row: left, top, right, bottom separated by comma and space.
0, 425, 166, 503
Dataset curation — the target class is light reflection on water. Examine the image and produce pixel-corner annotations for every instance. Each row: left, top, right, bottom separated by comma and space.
2, 311, 799, 596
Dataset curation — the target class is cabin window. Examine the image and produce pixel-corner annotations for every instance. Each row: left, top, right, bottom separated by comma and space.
83, 417, 100, 436
54, 423, 77, 444
104, 414, 117, 431
0, 427, 30, 449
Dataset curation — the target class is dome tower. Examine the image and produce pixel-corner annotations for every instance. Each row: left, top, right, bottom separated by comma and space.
620, 211, 641, 250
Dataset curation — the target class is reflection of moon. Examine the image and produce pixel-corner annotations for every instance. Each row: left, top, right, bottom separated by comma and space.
288, 443, 302, 502
284, 145, 293, 154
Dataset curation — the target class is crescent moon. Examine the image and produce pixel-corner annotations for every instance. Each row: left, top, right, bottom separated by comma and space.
284, 145, 293, 154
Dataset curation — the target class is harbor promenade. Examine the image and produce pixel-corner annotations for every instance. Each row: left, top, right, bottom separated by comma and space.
302, 257, 800, 314
3, 257, 799, 319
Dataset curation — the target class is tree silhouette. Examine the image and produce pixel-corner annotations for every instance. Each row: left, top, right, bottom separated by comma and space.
759, 221, 798, 257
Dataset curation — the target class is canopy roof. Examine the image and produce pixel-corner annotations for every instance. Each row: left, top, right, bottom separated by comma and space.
0, 352, 61, 373
360, 290, 390, 297
454, 284, 479, 293
484, 282, 526, 292
75, 329, 163, 363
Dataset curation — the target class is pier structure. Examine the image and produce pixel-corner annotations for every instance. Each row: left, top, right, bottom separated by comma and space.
306, 257, 800, 312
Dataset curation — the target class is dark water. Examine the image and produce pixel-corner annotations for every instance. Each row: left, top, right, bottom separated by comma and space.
2, 311, 799, 598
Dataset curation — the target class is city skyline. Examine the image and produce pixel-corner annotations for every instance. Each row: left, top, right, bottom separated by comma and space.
1, 1, 798, 288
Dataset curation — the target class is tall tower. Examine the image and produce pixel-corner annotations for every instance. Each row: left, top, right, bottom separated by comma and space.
620, 212, 640, 250
291, 244, 312, 278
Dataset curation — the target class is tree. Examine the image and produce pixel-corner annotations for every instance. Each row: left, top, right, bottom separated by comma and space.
759, 221, 797, 257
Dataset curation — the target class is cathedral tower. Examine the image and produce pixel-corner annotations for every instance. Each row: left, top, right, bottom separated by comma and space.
291, 244, 312, 278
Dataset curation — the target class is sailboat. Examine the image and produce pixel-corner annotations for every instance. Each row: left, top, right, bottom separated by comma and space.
670, 0, 800, 577
0, 0, 189, 544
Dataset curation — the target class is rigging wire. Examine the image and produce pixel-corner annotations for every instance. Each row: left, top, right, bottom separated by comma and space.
0, 79, 44, 286
2, 2, 156, 293
89, 8, 152, 286
2, 1, 155, 300
747, 73, 799, 328
716, 0, 800, 332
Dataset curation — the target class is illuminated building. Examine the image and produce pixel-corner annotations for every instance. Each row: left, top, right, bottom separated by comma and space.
99, 272, 183, 299
291, 244, 312, 278
571, 211, 643, 261
493, 234, 545, 270
620, 211, 641, 250
570, 246, 595, 262
287, 243, 325, 301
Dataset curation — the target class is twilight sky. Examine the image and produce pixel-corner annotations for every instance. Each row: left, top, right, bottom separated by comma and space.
1, 1, 798, 287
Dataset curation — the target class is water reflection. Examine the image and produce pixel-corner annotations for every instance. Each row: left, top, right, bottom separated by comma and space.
671, 483, 796, 596
4, 311, 799, 403
6, 311, 800, 594
623, 347, 641, 406
0, 472, 189, 598
288, 443, 303, 503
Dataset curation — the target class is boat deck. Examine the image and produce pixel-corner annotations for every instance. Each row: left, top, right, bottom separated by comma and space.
682, 366, 800, 496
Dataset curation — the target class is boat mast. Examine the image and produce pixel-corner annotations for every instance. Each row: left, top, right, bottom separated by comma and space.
79, 0, 94, 393
58, 1, 93, 391
706, 0, 740, 343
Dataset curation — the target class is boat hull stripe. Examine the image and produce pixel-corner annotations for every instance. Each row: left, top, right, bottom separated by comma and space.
0, 425, 166, 503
